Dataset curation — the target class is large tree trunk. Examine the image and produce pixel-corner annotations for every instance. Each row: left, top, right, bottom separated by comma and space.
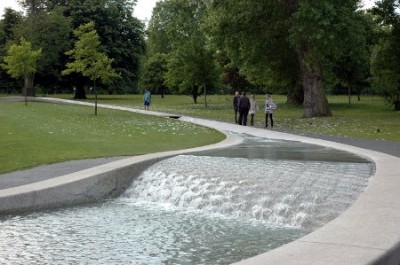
285, 0, 330, 116
192, 85, 198, 104
287, 80, 304, 105
395, 101, 400, 111
298, 46, 331, 117
24, 73, 35, 97
74, 83, 87, 99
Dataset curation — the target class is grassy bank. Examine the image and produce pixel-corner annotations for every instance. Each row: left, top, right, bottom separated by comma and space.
0, 101, 225, 174
57, 93, 400, 142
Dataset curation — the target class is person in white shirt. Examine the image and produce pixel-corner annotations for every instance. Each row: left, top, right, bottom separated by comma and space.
264, 94, 276, 128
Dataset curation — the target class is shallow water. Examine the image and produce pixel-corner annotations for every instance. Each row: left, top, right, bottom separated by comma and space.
0, 135, 374, 264
0, 203, 306, 264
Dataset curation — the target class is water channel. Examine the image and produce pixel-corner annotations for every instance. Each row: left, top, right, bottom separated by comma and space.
0, 134, 375, 264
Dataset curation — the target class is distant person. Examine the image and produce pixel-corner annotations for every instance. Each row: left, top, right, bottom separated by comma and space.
249, 94, 258, 126
143, 89, 151, 110
233, 91, 240, 123
238, 92, 250, 126
264, 94, 276, 128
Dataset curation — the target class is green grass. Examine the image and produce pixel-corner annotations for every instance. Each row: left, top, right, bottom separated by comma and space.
0, 101, 225, 174
55, 93, 400, 142
1, 93, 398, 174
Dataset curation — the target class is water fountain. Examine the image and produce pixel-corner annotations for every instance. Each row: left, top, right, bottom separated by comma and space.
0, 135, 374, 264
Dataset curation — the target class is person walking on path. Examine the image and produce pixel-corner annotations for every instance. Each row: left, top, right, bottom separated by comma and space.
233, 91, 240, 124
264, 94, 276, 128
249, 94, 258, 126
143, 89, 151, 110
238, 92, 251, 126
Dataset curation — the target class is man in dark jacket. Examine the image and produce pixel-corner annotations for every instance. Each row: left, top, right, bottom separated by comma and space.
233, 91, 240, 123
238, 92, 250, 126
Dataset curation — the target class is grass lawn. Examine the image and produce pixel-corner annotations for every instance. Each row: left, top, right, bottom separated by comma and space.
0, 101, 225, 174
1, 93, 398, 174
56, 93, 400, 142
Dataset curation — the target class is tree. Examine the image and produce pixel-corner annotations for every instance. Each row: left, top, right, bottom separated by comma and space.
1, 0, 145, 95
49, 0, 145, 94
19, 0, 47, 15
1, 37, 41, 100
62, 22, 120, 115
207, 1, 302, 103
215, 52, 253, 93
0, 8, 23, 48
370, 0, 400, 110
148, 0, 219, 105
13, 0, 45, 95
13, 7, 72, 93
209, 0, 366, 117
0, 8, 23, 93
330, 10, 372, 104
141, 53, 168, 97
371, 37, 400, 110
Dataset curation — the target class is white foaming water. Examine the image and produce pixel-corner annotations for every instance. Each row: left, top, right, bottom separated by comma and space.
120, 155, 374, 230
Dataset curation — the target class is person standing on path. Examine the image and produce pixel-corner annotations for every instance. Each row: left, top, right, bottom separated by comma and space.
238, 92, 250, 126
264, 94, 276, 128
233, 91, 240, 124
249, 94, 258, 126
143, 89, 151, 110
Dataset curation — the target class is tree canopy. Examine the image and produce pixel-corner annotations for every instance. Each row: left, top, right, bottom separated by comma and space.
208, 0, 371, 117
146, 0, 219, 104
62, 21, 120, 114
0, 0, 398, 114
0, 0, 145, 95
1, 37, 42, 96
370, 0, 400, 110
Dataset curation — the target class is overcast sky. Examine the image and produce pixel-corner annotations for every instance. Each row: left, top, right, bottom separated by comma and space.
0, 0, 376, 22
0, 0, 159, 21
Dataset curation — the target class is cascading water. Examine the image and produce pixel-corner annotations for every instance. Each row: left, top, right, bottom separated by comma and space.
0, 135, 375, 264
120, 154, 373, 230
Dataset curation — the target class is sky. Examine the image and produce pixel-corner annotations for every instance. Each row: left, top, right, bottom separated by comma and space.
0, 0, 376, 20
0, 0, 159, 21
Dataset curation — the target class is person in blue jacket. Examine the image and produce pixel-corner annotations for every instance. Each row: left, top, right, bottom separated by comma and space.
144, 89, 151, 110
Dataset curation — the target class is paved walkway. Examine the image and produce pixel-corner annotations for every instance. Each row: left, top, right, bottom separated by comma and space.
0, 157, 127, 190
277, 130, 400, 158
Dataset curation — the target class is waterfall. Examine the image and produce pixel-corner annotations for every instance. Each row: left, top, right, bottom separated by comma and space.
120, 155, 374, 230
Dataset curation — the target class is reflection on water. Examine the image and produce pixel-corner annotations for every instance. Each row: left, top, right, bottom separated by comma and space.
192, 134, 372, 163
0, 134, 374, 264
